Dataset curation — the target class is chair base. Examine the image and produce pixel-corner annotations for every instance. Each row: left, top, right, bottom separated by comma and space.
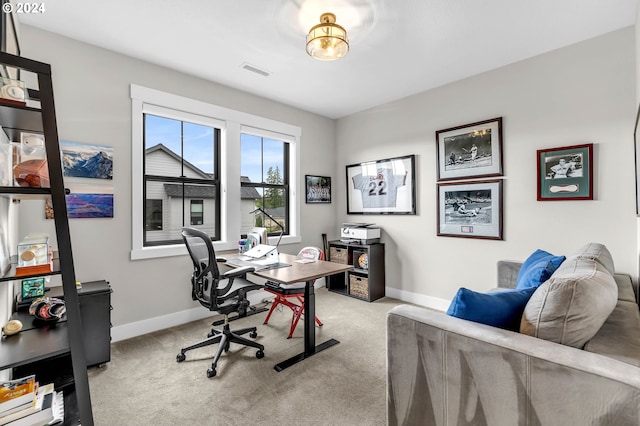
264, 293, 323, 339
176, 318, 264, 377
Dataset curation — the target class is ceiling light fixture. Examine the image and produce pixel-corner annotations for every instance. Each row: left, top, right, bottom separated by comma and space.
306, 13, 349, 61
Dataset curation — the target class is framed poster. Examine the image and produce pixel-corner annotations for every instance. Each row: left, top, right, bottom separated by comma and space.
437, 179, 503, 240
436, 117, 503, 181
346, 154, 416, 215
305, 175, 331, 204
537, 143, 593, 201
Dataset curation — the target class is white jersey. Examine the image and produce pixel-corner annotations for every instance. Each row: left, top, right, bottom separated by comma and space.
353, 168, 407, 208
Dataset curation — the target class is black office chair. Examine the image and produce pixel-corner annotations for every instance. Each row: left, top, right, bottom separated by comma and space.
176, 227, 265, 378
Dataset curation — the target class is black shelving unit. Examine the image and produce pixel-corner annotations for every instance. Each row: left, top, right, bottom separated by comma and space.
327, 240, 385, 302
0, 52, 93, 425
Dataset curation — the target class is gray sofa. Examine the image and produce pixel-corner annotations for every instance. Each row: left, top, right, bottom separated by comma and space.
387, 243, 640, 426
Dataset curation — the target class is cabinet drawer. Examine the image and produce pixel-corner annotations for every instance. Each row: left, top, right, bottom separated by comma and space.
329, 247, 348, 264
349, 274, 369, 299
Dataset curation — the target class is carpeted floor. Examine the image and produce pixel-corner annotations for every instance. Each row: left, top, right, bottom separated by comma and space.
87, 288, 405, 425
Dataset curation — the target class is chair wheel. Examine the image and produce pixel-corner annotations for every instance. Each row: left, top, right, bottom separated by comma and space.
224, 342, 230, 352
250, 331, 257, 338
256, 350, 264, 359
207, 368, 217, 378
176, 353, 186, 362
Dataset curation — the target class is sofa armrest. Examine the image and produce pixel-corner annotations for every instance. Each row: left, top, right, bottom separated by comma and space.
387, 305, 640, 426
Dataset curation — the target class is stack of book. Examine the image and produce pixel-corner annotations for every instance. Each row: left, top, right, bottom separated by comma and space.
0, 376, 64, 426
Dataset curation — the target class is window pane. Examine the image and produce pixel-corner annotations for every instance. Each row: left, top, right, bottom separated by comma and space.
145, 199, 163, 231
144, 180, 218, 244
240, 185, 261, 235
260, 188, 287, 233
240, 133, 289, 238
241, 133, 263, 183
190, 200, 204, 226
263, 138, 285, 184
184, 122, 215, 176
144, 114, 182, 177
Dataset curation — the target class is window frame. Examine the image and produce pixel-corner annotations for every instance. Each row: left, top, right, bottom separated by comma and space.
240, 131, 290, 237
130, 84, 301, 260
143, 113, 221, 246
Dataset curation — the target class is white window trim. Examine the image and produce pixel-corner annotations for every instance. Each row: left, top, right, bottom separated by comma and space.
130, 84, 301, 260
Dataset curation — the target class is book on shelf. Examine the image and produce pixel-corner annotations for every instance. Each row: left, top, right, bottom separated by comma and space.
46, 391, 63, 426
0, 376, 37, 416
3, 389, 56, 426
0, 384, 53, 426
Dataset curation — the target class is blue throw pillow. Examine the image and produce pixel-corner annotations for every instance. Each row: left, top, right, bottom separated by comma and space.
446, 286, 537, 331
515, 249, 565, 290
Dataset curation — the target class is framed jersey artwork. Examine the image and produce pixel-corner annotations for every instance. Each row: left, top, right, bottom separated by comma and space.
346, 154, 416, 215
537, 143, 593, 201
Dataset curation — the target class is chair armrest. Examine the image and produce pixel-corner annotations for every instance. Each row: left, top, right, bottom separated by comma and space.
223, 266, 255, 278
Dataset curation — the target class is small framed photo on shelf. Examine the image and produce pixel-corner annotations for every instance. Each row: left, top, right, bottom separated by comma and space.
537, 143, 593, 201
305, 175, 331, 204
436, 117, 503, 181
346, 154, 416, 215
437, 179, 503, 240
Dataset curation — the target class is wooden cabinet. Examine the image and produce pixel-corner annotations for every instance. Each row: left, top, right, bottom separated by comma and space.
0, 53, 93, 425
327, 241, 385, 302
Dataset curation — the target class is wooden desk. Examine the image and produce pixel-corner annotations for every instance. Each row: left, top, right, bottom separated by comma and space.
251, 253, 353, 371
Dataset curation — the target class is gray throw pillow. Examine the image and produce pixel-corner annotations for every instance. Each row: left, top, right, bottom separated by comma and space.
520, 257, 617, 348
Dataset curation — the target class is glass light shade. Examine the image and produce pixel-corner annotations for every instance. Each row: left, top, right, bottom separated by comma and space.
306, 14, 349, 61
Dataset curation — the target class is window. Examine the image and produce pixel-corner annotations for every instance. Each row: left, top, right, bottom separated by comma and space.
146, 199, 163, 231
131, 85, 301, 260
143, 113, 220, 246
190, 200, 204, 226
240, 133, 289, 236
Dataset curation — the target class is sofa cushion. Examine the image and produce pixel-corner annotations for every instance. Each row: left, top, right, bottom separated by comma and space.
566, 242, 615, 276
515, 249, 566, 290
583, 300, 640, 367
447, 286, 537, 331
520, 257, 618, 348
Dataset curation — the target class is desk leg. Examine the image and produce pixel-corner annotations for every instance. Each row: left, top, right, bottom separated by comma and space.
304, 279, 315, 354
274, 279, 340, 372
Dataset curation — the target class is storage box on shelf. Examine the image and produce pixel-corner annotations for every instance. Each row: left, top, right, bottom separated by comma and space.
327, 240, 385, 302
0, 52, 94, 425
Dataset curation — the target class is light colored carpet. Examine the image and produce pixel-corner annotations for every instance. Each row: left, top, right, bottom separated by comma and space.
87, 288, 405, 425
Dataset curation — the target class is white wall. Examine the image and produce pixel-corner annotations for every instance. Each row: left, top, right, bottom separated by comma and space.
12, 24, 637, 338
17, 26, 337, 334
336, 27, 637, 308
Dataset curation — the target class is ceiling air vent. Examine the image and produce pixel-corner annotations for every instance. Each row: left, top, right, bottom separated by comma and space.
241, 63, 270, 77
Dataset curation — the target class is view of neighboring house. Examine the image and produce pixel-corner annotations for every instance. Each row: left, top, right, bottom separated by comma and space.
144, 144, 260, 242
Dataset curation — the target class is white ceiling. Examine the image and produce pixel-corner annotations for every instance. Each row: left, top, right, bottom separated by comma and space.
17, 0, 638, 119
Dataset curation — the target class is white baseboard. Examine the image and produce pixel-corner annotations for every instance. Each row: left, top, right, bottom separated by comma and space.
111, 290, 270, 342
111, 286, 447, 342
384, 287, 450, 312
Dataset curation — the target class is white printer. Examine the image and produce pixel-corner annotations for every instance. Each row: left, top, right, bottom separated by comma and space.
340, 223, 381, 244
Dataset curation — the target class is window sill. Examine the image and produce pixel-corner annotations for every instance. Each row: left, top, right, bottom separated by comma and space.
130, 234, 301, 260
